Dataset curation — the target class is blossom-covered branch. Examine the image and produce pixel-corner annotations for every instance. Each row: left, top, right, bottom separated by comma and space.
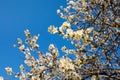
1, 0, 120, 80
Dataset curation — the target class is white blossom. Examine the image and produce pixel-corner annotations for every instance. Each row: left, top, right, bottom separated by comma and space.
68, 1, 76, 5
49, 44, 55, 50
91, 75, 96, 80
85, 27, 93, 33
48, 25, 58, 34
17, 38, 22, 44
57, 9, 60, 14
59, 58, 74, 72
61, 21, 71, 29
66, 28, 74, 39
0, 77, 4, 80
5, 67, 12, 75
24, 29, 31, 38
74, 29, 84, 40
19, 45, 25, 50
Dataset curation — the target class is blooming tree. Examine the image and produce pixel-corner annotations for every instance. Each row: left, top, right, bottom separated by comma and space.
1, 0, 120, 80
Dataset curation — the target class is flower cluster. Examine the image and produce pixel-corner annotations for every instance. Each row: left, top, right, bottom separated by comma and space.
59, 57, 74, 72
49, 0, 120, 79
48, 25, 58, 34
2, 0, 120, 80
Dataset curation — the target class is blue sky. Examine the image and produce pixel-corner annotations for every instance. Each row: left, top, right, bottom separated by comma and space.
0, 0, 75, 79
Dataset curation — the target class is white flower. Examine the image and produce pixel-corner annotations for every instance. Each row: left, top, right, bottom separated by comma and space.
33, 35, 39, 42
31, 75, 40, 80
31, 43, 39, 49
24, 60, 32, 66
19, 73, 26, 80
63, 34, 68, 39
61, 46, 68, 53
66, 29, 73, 34
82, 0, 87, 6
49, 44, 55, 50
48, 25, 58, 34
51, 48, 59, 57
66, 5, 71, 10
68, 15, 74, 19
46, 52, 52, 57
20, 64, 24, 71
25, 53, 31, 59
58, 22, 70, 33
48, 62, 53, 67
59, 26, 63, 32
76, 29, 84, 36
19, 45, 25, 50
24, 29, 29, 34
74, 58, 82, 66
61, 46, 67, 52
5, 67, 12, 75
69, 1, 76, 5
91, 75, 96, 80
74, 29, 84, 40
0, 77, 4, 80
27, 72, 33, 78
66, 29, 74, 39
17, 38, 22, 44
57, 9, 60, 14
60, 13, 64, 18
61, 22, 71, 29
59, 58, 74, 72
39, 66, 47, 71
85, 27, 93, 33
24, 29, 31, 38
69, 49, 74, 54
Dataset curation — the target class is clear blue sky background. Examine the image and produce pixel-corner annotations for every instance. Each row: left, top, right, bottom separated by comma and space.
0, 0, 75, 79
